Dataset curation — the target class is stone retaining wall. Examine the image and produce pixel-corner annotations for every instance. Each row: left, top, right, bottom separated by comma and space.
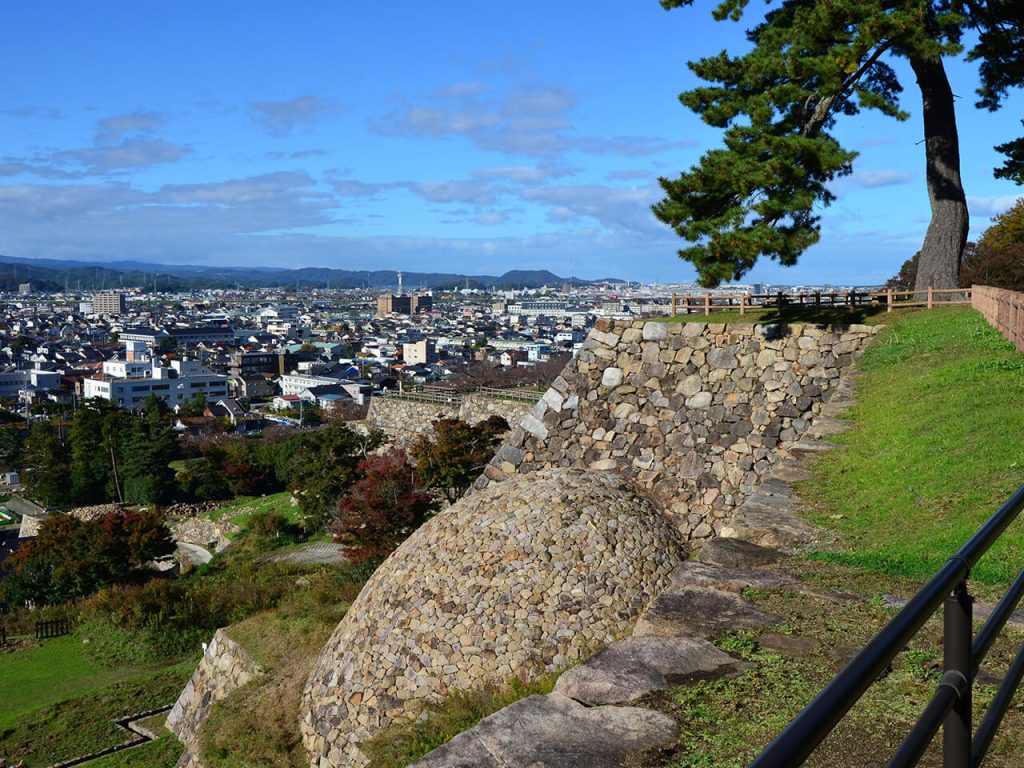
167, 629, 262, 768
365, 396, 460, 440
476, 319, 880, 545
459, 392, 533, 428
366, 392, 534, 442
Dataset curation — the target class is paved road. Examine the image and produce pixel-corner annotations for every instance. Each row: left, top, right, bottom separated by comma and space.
177, 541, 213, 565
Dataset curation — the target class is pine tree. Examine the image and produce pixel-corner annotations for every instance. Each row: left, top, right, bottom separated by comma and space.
22, 421, 72, 507
654, 0, 1024, 290
121, 397, 178, 506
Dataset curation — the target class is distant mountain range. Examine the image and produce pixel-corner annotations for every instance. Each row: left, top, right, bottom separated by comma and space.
0, 255, 625, 293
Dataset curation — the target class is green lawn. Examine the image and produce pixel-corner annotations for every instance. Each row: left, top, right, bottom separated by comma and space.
0, 638, 193, 765
206, 491, 298, 530
799, 306, 1024, 587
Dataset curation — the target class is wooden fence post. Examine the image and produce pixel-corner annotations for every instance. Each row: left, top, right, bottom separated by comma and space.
670, 294, 677, 316
887, 288, 893, 314
704, 293, 711, 316
739, 293, 746, 316
928, 286, 934, 309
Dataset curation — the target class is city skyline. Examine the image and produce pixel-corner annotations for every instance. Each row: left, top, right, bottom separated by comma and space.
1, 1, 1022, 285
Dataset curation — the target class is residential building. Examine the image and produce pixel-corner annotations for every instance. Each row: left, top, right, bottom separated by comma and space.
83, 349, 229, 409
376, 294, 433, 317
403, 339, 436, 366
92, 291, 127, 315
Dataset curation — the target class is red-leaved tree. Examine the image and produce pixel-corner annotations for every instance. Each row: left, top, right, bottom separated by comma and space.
332, 449, 437, 561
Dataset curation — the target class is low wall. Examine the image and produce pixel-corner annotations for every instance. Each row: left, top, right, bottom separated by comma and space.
459, 392, 533, 427
166, 629, 262, 768
477, 319, 881, 545
366, 392, 534, 442
973, 284, 1024, 352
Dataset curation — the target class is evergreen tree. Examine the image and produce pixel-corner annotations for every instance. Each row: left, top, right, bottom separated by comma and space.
69, 399, 119, 505
288, 424, 385, 532
654, 0, 1024, 291
22, 421, 71, 507
121, 397, 178, 505
412, 416, 508, 503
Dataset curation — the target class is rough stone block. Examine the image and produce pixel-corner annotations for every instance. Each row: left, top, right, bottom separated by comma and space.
554, 636, 749, 705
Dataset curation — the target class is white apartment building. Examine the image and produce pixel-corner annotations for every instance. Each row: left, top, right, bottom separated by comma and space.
0, 369, 61, 398
83, 353, 229, 409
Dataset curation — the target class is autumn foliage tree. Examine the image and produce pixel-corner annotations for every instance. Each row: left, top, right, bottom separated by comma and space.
960, 198, 1024, 290
412, 416, 509, 503
332, 449, 437, 560
1, 510, 175, 605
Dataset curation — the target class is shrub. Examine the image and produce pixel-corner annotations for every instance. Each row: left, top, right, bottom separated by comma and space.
332, 449, 437, 560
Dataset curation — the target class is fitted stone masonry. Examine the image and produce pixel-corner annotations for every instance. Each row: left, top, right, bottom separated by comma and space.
476, 319, 880, 544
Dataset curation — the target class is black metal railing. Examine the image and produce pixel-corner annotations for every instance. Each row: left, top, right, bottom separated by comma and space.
35, 617, 71, 640
749, 483, 1024, 768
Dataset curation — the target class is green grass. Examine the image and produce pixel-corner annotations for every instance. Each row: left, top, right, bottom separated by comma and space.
206, 491, 299, 530
87, 714, 183, 768
0, 639, 193, 766
87, 733, 183, 768
360, 671, 563, 768
647, 568, 1024, 768
799, 306, 1024, 586
0, 637, 185, 732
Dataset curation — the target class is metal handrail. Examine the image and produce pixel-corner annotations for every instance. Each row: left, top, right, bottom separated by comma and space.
749, 483, 1024, 768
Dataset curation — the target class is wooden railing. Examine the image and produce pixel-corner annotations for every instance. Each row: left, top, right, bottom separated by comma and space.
669, 288, 973, 316
972, 285, 1024, 352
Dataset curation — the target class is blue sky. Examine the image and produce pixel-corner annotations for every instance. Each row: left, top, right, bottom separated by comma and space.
0, 1, 1021, 285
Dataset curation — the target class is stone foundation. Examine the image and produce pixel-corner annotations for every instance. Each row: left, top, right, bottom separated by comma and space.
477, 320, 880, 544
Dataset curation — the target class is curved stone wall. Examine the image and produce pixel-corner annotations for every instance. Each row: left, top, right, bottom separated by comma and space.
300, 468, 685, 767
477, 319, 880, 544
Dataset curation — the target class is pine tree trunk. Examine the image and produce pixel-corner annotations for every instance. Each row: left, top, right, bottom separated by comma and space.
910, 55, 968, 294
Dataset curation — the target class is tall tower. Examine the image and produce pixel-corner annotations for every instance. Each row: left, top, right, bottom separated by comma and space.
398, 271, 404, 295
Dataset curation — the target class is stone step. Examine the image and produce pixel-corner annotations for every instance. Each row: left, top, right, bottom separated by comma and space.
721, 494, 817, 550
696, 537, 784, 569
668, 560, 800, 594
553, 635, 750, 706
633, 586, 780, 640
408, 693, 677, 768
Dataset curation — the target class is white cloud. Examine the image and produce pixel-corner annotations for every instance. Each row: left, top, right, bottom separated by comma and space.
849, 169, 913, 188
250, 96, 343, 137
968, 194, 1022, 217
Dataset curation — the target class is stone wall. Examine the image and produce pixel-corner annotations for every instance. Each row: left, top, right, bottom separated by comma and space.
477, 319, 880, 545
365, 396, 460, 442
459, 392, 533, 428
166, 629, 262, 768
366, 392, 534, 442
300, 468, 685, 767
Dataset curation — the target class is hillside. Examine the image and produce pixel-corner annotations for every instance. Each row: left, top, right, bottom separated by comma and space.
0, 254, 623, 292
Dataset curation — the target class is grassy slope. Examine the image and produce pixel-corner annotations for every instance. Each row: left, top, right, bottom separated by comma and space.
800, 306, 1024, 587
0, 637, 187, 732
0, 640, 192, 766
652, 307, 1024, 767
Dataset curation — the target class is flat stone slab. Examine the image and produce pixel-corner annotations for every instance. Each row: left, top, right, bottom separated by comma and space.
633, 586, 780, 639
409, 693, 677, 768
696, 538, 784, 569
263, 542, 346, 565
668, 560, 800, 594
758, 632, 819, 656
720, 492, 817, 549
771, 460, 815, 484
554, 635, 749, 705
